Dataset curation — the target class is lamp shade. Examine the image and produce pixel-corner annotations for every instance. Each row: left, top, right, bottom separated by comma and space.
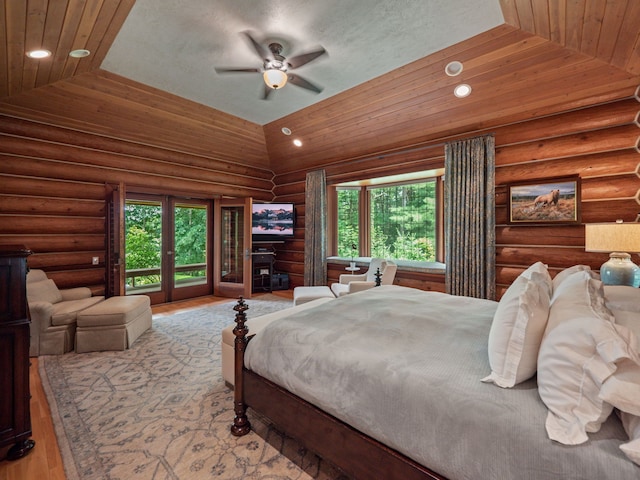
585, 223, 640, 253
263, 69, 288, 89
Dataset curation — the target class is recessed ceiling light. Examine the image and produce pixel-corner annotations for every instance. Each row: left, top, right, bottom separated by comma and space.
281, 127, 292, 135
69, 49, 90, 58
293, 139, 302, 147
454, 84, 472, 98
26, 49, 51, 59
445, 61, 463, 76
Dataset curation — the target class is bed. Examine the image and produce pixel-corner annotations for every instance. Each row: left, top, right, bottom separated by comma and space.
229, 265, 640, 480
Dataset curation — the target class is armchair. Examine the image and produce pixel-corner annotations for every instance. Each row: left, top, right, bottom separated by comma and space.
26, 269, 104, 356
330, 258, 397, 297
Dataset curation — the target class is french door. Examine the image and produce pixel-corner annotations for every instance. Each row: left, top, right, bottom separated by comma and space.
124, 194, 212, 304
213, 197, 252, 299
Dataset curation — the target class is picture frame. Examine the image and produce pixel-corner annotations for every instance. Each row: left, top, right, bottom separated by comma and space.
507, 176, 581, 224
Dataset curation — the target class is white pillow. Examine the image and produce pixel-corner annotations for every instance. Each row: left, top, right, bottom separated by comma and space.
605, 286, 640, 313
600, 356, 640, 417
482, 272, 550, 388
599, 308, 640, 466
520, 262, 552, 296
537, 271, 632, 445
598, 318, 640, 440
26, 279, 62, 304
548, 270, 613, 329
620, 412, 640, 466
551, 264, 592, 296
611, 309, 640, 351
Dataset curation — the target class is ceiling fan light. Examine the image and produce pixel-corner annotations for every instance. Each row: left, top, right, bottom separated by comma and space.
263, 69, 288, 89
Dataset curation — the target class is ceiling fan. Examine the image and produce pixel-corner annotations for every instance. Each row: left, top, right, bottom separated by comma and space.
215, 31, 327, 100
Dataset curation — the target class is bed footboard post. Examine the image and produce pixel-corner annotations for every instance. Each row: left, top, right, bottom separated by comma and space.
231, 296, 251, 436
374, 268, 382, 286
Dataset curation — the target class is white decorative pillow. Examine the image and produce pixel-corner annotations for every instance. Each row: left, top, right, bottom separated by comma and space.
548, 270, 614, 330
27, 279, 62, 305
619, 412, 640, 466
597, 316, 640, 465
537, 271, 632, 445
482, 271, 550, 388
587, 300, 640, 465
600, 356, 640, 417
551, 264, 592, 297
611, 309, 640, 351
520, 261, 552, 296
605, 286, 640, 313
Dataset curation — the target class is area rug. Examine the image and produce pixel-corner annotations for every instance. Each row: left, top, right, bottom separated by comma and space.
40, 295, 349, 480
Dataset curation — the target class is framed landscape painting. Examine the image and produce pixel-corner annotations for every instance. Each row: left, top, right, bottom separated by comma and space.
507, 176, 580, 224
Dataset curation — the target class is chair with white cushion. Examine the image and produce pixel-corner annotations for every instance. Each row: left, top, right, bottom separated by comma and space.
27, 269, 104, 356
330, 258, 397, 297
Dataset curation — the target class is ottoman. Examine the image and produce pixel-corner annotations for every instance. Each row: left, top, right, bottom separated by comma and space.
293, 286, 335, 306
75, 295, 152, 353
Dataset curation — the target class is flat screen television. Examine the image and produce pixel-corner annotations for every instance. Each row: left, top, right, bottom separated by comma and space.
252, 202, 295, 242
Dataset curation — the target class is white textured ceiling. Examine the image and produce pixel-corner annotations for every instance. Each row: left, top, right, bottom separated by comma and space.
102, 0, 504, 125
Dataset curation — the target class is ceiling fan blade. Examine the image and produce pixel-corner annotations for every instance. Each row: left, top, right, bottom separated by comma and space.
287, 47, 327, 69
287, 74, 323, 94
215, 67, 260, 74
242, 31, 272, 62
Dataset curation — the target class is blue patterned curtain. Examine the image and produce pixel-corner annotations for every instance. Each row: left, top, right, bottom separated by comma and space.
444, 135, 496, 300
304, 170, 327, 285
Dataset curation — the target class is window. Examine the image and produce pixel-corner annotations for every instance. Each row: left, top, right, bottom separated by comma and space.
334, 171, 444, 263
336, 188, 360, 257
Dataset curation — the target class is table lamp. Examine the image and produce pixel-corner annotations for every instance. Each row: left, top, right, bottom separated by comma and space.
585, 221, 640, 286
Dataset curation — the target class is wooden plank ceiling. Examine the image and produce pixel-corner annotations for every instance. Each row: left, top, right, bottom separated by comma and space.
500, 0, 640, 75
1, 0, 639, 174
262, 24, 639, 174
0, 0, 135, 98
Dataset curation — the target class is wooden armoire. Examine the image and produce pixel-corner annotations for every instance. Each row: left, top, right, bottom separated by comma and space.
0, 246, 35, 460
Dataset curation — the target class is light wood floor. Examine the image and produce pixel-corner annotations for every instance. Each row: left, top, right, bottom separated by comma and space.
0, 291, 291, 480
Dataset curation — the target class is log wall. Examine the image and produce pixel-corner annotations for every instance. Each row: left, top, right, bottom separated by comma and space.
1, 93, 638, 298
0, 115, 274, 293
273, 95, 640, 296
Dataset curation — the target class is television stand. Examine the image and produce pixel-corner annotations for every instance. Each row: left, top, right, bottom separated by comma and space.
251, 247, 275, 293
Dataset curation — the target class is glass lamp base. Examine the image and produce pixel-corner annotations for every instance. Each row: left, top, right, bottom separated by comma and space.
599, 253, 640, 287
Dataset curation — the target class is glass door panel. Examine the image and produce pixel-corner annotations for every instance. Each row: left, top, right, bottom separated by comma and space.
222, 206, 244, 283
171, 200, 211, 301
124, 199, 163, 300
174, 204, 207, 287
214, 198, 252, 298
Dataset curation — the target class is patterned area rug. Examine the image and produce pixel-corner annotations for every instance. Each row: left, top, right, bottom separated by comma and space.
40, 295, 348, 480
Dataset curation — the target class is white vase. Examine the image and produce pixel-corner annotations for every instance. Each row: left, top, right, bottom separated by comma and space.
349, 261, 356, 269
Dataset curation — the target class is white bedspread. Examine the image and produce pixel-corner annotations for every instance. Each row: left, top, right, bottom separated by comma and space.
244, 285, 639, 480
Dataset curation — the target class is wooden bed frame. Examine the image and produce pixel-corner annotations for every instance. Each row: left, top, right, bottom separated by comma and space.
230, 297, 447, 480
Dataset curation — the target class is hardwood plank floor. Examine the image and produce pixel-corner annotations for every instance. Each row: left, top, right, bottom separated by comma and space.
0, 291, 292, 480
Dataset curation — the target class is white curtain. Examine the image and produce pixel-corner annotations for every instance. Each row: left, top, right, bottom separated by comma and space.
444, 135, 496, 300
304, 170, 327, 285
